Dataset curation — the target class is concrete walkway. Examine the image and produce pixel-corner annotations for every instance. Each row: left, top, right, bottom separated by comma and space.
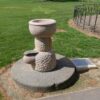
38, 88, 100, 100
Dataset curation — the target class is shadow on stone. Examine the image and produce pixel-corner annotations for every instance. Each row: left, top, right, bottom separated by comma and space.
54, 57, 80, 91
47, 57, 80, 92
57, 57, 76, 69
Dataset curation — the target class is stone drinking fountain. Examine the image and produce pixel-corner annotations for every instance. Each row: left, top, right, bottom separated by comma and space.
11, 19, 77, 92
23, 19, 56, 72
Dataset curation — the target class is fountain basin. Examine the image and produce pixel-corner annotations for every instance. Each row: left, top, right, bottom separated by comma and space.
23, 50, 38, 65
29, 19, 56, 37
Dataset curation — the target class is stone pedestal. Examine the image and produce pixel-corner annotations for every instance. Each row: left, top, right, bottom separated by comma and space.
26, 19, 57, 72
11, 19, 77, 92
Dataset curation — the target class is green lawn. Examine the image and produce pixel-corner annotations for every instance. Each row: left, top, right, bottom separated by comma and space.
0, 0, 100, 99
0, 0, 100, 68
92, 0, 100, 1
0, 93, 3, 100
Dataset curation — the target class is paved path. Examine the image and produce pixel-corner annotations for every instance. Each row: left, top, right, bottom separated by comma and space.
38, 88, 100, 100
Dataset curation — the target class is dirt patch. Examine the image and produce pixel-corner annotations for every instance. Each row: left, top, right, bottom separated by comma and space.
0, 84, 11, 100
0, 64, 12, 100
56, 29, 67, 33
68, 19, 100, 39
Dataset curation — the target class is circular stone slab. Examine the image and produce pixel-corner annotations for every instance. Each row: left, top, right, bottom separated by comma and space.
11, 54, 77, 92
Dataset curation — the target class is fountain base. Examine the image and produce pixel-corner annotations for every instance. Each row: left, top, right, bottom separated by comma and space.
11, 54, 78, 92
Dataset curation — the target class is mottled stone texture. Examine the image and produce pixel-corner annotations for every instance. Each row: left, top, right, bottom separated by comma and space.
35, 51, 56, 72
28, 19, 57, 72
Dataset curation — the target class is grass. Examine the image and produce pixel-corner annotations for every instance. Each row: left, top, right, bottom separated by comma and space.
0, 0, 100, 99
82, 0, 100, 2
0, 0, 100, 68
0, 93, 3, 100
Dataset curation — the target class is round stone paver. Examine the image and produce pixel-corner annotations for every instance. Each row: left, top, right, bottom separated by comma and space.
11, 54, 77, 92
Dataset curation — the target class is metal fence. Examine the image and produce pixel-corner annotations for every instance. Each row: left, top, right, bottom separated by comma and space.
73, 3, 100, 32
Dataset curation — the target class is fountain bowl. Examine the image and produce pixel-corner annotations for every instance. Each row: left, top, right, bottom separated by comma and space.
29, 19, 56, 37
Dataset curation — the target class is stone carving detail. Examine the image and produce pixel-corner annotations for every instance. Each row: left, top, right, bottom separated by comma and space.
35, 51, 56, 72
23, 19, 56, 72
